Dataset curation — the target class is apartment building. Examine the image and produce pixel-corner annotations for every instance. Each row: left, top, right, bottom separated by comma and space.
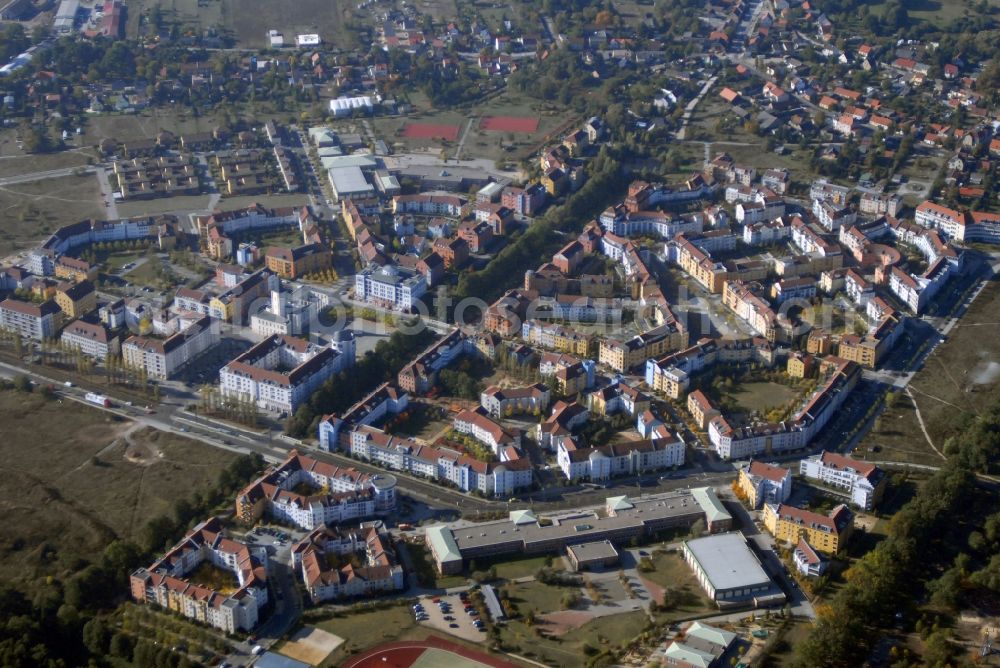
129, 517, 268, 633
453, 408, 521, 456
588, 381, 651, 418
480, 383, 550, 417
354, 264, 427, 312
737, 461, 792, 509
292, 526, 404, 602
793, 538, 828, 577
397, 330, 475, 394
722, 281, 779, 342
687, 390, 721, 430
219, 335, 352, 414
0, 298, 63, 340
235, 450, 396, 530
556, 435, 685, 482
521, 320, 592, 356
61, 318, 120, 359
54, 280, 97, 319
347, 426, 532, 497
598, 322, 687, 372
122, 315, 220, 379
762, 503, 853, 555
317, 383, 410, 450
708, 358, 860, 459
264, 243, 332, 279
392, 193, 467, 217
800, 451, 886, 510
915, 200, 1000, 243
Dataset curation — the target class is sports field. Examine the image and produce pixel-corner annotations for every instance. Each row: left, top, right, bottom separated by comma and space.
403, 123, 461, 141
340, 638, 517, 668
479, 116, 539, 133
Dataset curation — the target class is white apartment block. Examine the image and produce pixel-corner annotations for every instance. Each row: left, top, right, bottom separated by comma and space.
557, 435, 685, 482
219, 335, 352, 414
354, 264, 427, 311
122, 315, 220, 379
0, 298, 63, 340
61, 318, 119, 359
800, 451, 885, 510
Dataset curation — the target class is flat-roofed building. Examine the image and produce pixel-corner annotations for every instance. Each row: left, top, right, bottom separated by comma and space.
424, 488, 730, 574
682, 532, 782, 606
566, 540, 619, 571
354, 265, 427, 312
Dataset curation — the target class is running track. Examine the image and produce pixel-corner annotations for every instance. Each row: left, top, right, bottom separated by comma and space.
339, 637, 519, 668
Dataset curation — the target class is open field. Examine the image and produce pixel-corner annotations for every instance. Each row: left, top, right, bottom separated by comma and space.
0, 146, 93, 176
278, 626, 344, 666
0, 174, 105, 257
505, 579, 568, 614
865, 0, 1000, 27
499, 610, 650, 666
726, 381, 801, 414
637, 551, 717, 620
341, 636, 520, 668
127, 0, 364, 49
479, 116, 539, 134
0, 389, 239, 591
81, 108, 235, 147
858, 277, 1000, 466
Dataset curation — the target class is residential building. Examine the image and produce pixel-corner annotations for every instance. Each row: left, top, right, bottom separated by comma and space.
354, 265, 428, 311
556, 435, 685, 482
292, 526, 404, 602
235, 450, 396, 529
129, 517, 268, 633
480, 384, 550, 417
598, 323, 687, 372
54, 280, 97, 319
793, 538, 827, 577
264, 243, 332, 279
122, 315, 220, 379
800, 451, 886, 510
61, 317, 120, 359
219, 335, 352, 414
0, 298, 63, 340
762, 503, 853, 555
737, 461, 792, 509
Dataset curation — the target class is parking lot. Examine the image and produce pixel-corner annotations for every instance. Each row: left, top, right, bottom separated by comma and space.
411, 592, 486, 642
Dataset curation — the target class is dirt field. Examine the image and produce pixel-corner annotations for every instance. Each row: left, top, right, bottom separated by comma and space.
0, 389, 239, 591
479, 116, 539, 133
404, 123, 462, 141
279, 626, 344, 665
0, 174, 105, 257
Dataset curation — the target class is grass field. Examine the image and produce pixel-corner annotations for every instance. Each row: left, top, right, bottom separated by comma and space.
0, 148, 93, 176
499, 610, 650, 666
858, 277, 1000, 466
0, 174, 105, 257
865, 0, 1000, 27
505, 580, 567, 614
0, 389, 239, 591
127, 0, 365, 49
638, 551, 717, 619
726, 381, 801, 414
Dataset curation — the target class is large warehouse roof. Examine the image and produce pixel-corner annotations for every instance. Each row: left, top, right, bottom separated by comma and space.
683, 532, 771, 593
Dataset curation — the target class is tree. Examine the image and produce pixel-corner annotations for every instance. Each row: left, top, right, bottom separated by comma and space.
82, 618, 110, 656
12, 374, 31, 392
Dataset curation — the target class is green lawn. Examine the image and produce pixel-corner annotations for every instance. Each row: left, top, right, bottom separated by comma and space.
475, 554, 552, 581
500, 610, 651, 667
506, 580, 569, 615
639, 551, 717, 620
312, 605, 419, 665
727, 381, 801, 414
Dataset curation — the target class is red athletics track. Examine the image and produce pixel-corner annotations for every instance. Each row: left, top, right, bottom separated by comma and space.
478, 116, 539, 133
403, 123, 461, 141
339, 636, 519, 668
